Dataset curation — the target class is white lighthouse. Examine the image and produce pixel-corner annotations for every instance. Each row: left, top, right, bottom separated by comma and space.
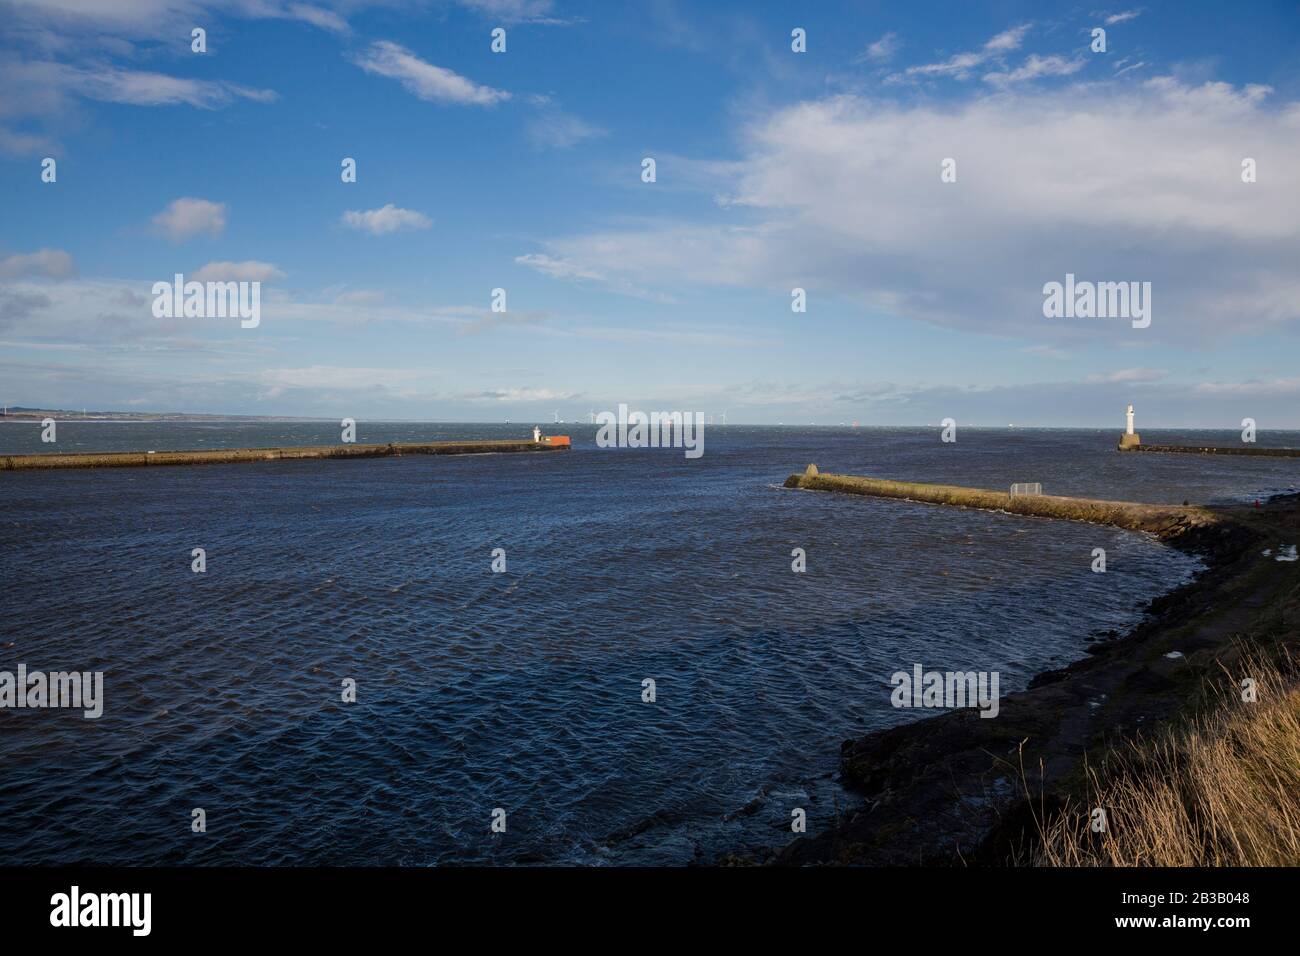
1119, 404, 1141, 450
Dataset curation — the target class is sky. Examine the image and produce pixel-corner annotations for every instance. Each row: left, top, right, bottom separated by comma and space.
1, 0, 1298, 426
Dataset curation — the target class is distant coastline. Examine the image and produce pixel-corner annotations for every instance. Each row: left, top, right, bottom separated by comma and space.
0, 406, 333, 423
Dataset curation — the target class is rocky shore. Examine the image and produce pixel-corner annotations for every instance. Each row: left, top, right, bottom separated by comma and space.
772, 471, 1299, 865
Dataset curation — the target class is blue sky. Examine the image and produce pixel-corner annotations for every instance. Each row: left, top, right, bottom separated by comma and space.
1, 0, 1298, 425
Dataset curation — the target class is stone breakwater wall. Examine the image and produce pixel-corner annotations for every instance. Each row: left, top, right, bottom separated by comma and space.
782, 470, 1218, 539
1, 440, 568, 471
1119, 444, 1300, 458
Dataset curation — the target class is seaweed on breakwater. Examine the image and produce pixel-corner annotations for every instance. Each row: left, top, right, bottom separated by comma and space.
0, 439, 568, 471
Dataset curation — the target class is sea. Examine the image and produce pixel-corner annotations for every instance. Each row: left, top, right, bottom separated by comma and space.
1, 422, 1297, 865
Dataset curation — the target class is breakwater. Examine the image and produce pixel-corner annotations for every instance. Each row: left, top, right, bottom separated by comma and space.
1, 439, 569, 471
782, 468, 1217, 539
1119, 443, 1300, 458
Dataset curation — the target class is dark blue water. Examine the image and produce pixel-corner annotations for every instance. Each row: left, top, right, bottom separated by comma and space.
1, 423, 1296, 865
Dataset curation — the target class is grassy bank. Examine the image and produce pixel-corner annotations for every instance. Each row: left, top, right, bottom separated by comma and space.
1030, 648, 1300, 866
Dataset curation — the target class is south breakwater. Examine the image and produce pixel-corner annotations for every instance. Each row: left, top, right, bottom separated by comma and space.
0, 438, 569, 471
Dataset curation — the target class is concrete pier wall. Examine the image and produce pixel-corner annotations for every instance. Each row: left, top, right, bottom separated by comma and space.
1119, 443, 1300, 458
783, 470, 1217, 538
1, 439, 567, 471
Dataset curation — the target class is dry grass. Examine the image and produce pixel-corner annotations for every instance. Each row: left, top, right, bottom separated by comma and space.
1031, 650, 1300, 866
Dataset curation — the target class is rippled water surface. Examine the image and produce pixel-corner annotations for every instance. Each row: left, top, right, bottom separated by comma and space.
2, 423, 1297, 864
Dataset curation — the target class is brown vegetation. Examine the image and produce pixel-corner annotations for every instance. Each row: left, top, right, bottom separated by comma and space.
1030, 648, 1300, 866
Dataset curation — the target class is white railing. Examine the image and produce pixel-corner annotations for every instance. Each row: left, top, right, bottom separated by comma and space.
1010, 482, 1043, 497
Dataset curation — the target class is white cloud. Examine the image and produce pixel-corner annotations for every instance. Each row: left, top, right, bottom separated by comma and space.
341, 203, 432, 235
1085, 367, 1167, 383
0, 248, 75, 279
984, 54, 1086, 86
514, 253, 671, 302
514, 253, 604, 282
471, 386, 576, 403
894, 24, 1031, 82
258, 365, 429, 390
1023, 344, 1068, 360
860, 31, 900, 63
152, 197, 227, 241
454, 0, 561, 23
525, 108, 604, 149
351, 40, 509, 106
518, 78, 1300, 343
0, 126, 59, 158
271, 2, 349, 33
0, 276, 279, 347
984, 24, 1031, 53
0, 290, 52, 327
74, 66, 277, 107
1193, 378, 1300, 396
192, 260, 285, 282
4, 60, 276, 110
3, 0, 350, 37
0, 44, 275, 156
1105, 10, 1143, 26
4, 0, 206, 35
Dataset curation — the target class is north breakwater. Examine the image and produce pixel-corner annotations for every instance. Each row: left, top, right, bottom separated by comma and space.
1119, 443, 1300, 458
0, 439, 570, 471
